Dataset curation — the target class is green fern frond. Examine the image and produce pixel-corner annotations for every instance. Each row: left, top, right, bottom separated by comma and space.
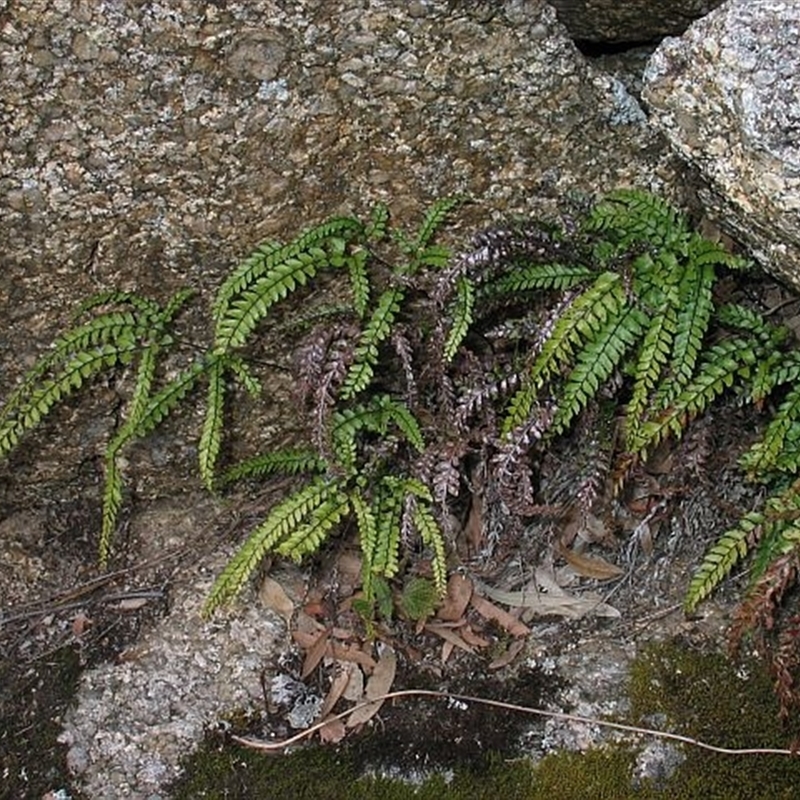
412, 503, 447, 596
340, 287, 404, 399
751, 351, 800, 401
403, 478, 448, 595
351, 489, 379, 600
365, 203, 390, 243
413, 197, 464, 253
369, 477, 405, 581
226, 355, 261, 397
0, 303, 153, 441
99, 452, 124, 567
199, 356, 226, 490
329, 400, 388, 471
552, 306, 646, 436
97, 360, 207, 562
684, 510, 765, 612
346, 248, 371, 318
502, 271, 624, 434
686, 484, 800, 612
204, 478, 342, 614
222, 448, 327, 484
624, 299, 677, 446
414, 244, 452, 270
444, 276, 475, 362
631, 337, 758, 459
377, 395, 425, 452
276, 488, 350, 560
486, 263, 594, 295
0, 342, 140, 458
76, 289, 164, 318
587, 189, 688, 252
213, 250, 328, 353
669, 261, 715, 387
213, 217, 364, 351
741, 384, 800, 478
687, 231, 750, 272
212, 239, 284, 320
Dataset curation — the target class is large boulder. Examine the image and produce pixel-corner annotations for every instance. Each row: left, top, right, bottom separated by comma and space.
549, 0, 725, 44
642, 0, 800, 291
0, 0, 674, 504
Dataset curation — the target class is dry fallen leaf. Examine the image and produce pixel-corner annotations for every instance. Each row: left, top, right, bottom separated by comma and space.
301, 628, 331, 679
343, 664, 365, 702
71, 612, 92, 637
425, 622, 475, 654
320, 661, 356, 718
346, 646, 397, 728
469, 592, 531, 638
459, 624, 491, 649
116, 597, 149, 611
441, 639, 455, 665
478, 572, 620, 621
330, 641, 377, 673
436, 574, 473, 621
258, 575, 297, 622
556, 542, 624, 581
463, 492, 484, 553
318, 715, 347, 744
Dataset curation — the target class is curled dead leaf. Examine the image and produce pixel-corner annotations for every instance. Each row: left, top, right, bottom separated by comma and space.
346, 646, 397, 728
258, 576, 296, 622
436, 574, 473, 621
556, 542, 624, 581
469, 592, 530, 638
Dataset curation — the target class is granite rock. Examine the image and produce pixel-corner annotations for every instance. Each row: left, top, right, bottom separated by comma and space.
0, 0, 674, 504
643, 0, 800, 290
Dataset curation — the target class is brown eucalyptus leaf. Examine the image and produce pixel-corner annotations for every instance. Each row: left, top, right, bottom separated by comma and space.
346, 646, 397, 728
469, 593, 530, 638
301, 628, 330, 679
436, 574, 473, 621
424, 622, 475, 654
318, 716, 347, 744
258, 576, 296, 622
330, 641, 377, 673
557, 542, 624, 581
343, 665, 365, 702
320, 661, 356, 718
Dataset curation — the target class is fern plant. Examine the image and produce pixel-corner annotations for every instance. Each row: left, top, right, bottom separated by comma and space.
202, 200, 463, 615
434, 190, 754, 518
0, 288, 195, 563
9, 188, 800, 697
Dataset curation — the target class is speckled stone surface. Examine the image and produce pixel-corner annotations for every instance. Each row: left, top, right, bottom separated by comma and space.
0, 2, 683, 797
643, 0, 800, 290
0, 0, 676, 501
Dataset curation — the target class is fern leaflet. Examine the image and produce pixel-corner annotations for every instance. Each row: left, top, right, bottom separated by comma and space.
204, 478, 340, 614
222, 448, 326, 484
552, 306, 646, 435
340, 287, 404, 399
444, 276, 475, 362
199, 356, 226, 490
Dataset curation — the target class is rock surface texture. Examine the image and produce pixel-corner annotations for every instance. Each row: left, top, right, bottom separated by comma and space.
0, 0, 686, 798
643, 0, 800, 291
0, 0, 672, 500
549, 0, 724, 44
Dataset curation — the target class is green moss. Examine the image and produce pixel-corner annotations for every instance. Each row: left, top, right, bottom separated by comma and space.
169, 744, 539, 800
626, 640, 800, 799
170, 640, 800, 800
